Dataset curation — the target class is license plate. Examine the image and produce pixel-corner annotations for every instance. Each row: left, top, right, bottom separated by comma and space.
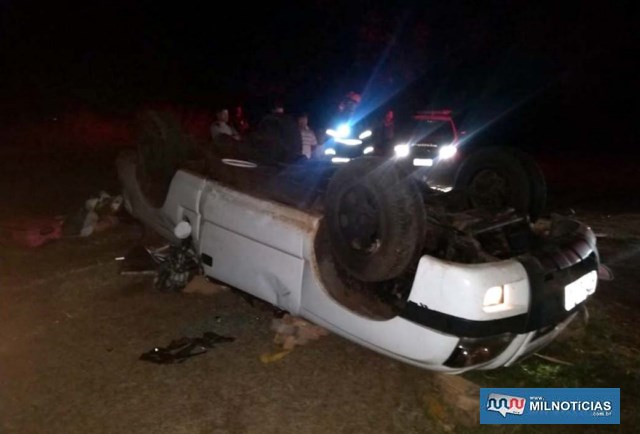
413, 158, 433, 167
564, 270, 597, 311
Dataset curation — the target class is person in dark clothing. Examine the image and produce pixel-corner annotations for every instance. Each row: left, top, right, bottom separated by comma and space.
328, 91, 361, 130
254, 100, 303, 164
376, 109, 395, 156
230, 104, 250, 138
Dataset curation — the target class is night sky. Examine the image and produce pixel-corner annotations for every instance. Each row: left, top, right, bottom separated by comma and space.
0, 0, 634, 151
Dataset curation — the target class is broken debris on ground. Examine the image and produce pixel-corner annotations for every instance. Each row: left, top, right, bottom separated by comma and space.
139, 331, 235, 364
153, 241, 201, 292
63, 190, 124, 237
117, 241, 204, 293
182, 275, 230, 295
0, 216, 64, 247
0, 191, 124, 248
271, 314, 329, 349
260, 314, 329, 363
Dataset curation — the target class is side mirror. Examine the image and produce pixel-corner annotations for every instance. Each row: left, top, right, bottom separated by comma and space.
174, 221, 192, 240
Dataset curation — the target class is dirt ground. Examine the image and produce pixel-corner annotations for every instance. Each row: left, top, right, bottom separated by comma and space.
1, 146, 638, 434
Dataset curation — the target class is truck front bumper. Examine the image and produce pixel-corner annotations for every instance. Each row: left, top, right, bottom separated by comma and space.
396, 218, 598, 372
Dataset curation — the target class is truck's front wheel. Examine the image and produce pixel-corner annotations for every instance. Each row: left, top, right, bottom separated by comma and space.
324, 157, 426, 282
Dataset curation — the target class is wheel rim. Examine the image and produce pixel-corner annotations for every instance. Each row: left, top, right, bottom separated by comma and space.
468, 169, 509, 210
336, 185, 381, 254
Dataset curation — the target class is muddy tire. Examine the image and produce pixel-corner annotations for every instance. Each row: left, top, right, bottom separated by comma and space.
324, 157, 426, 282
454, 147, 543, 218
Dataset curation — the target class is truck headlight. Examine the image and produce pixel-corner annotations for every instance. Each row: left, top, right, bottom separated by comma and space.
394, 144, 410, 158
482, 284, 521, 313
483, 286, 505, 308
438, 144, 457, 160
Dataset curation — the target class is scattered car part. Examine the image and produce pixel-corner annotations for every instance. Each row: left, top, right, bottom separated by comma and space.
139, 331, 235, 364
153, 241, 201, 292
151, 221, 201, 292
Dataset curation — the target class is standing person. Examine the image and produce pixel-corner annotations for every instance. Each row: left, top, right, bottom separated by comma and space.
325, 91, 361, 135
325, 91, 365, 139
377, 109, 395, 156
210, 107, 240, 142
255, 99, 303, 163
338, 91, 361, 118
230, 104, 250, 138
297, 112, 318, 159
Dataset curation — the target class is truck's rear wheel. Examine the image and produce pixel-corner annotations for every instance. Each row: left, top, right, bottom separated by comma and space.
508, 148, 547, 221
454, 147, 546, 220
324, 157, 426, 282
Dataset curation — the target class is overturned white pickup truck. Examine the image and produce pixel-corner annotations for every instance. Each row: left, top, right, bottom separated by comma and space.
117, 142, 599, 373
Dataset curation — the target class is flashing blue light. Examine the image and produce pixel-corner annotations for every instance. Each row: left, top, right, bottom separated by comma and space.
336, 123, 351, 138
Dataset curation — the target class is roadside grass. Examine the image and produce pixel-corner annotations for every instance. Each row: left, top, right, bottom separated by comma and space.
460, 300, 639, 433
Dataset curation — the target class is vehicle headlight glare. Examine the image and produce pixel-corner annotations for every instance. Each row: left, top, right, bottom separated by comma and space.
324, 148, 336, 156
336, 123, 351, 138
394, 144, 410, 158
335, 138, 362, 146
439, 145, 457, 160
363, 146, 374, 154
358, 130, 372, 139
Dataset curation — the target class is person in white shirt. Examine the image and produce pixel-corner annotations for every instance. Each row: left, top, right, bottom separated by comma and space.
297, 112, 318, 159
210, 108, 240, 141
